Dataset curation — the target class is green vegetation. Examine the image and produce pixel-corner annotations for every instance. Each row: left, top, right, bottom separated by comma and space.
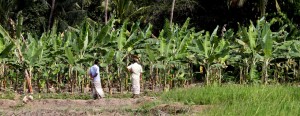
0, 15, 300, 94
0, 2, 300, 115
33, 93, 91, 100
32, 92, 143, 100
1, 0, 300, 35
0, 91, 15, 100
161, 85, 300, 115
2, 84, 300, 116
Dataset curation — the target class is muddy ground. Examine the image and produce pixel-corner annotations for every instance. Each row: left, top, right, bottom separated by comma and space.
0, 97, 206, 116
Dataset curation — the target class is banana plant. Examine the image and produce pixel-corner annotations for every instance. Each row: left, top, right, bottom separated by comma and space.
259, 20, 273, 84
237, 18, 276, 84
63, 21, 95, 93
100, 49, 115, 94
157, 18, 194, 89
188, 26, 230, 85
0, 14, 34, 93
111, 20, 146, 92
112, 0, 135, 22
24, 33, 59, 93
287, 41, 300, 81
0, 31, 14, 90
145, 44, 158, 90
236, 20, 261, 83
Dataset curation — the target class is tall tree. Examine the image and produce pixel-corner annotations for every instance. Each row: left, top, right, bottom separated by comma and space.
170, 0, 176, 27
48, 0, 56, 31
259, 0, 268, 17
105, 0, 109, 24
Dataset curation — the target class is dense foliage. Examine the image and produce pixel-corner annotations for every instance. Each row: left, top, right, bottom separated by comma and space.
0, 0, 299, 35
0, 15, 300, 94
0, 0, 300, 94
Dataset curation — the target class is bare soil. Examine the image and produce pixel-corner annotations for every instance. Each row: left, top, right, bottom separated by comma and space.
0, 97, 207, 116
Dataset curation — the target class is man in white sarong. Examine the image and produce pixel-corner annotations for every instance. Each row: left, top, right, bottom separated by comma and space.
89, 59, 105, 99
127, 57, 143, 98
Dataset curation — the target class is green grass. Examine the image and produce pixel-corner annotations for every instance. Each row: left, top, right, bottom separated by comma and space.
33, 92, 134, 100
0, 91, 15, 100
0, 90, 160, 100
32, 91, 160, 100
33, 93, 92, 100
160, 84, 300, 116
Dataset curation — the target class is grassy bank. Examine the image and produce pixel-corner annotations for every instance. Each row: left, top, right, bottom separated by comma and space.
160, 85, 300, 116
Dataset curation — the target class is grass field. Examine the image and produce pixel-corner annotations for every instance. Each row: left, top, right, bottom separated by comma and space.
161, 84, 300, 115
1, 84, 299, 115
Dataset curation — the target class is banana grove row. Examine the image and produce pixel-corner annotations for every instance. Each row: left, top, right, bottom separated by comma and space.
0, 16, 299, 94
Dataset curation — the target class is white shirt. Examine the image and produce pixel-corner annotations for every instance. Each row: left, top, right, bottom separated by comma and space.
90, 64, 100, 82
127, 63, 143, 78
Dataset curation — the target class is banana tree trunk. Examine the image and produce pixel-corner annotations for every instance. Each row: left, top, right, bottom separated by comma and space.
37, 74, 41, 93
292, 60, 296, 81
75, 70, 78, 92
118, 67, 122, 93
14, 73, 18, 91
261, 58, 270, 84
205, 64, 210, 85
274, 63, 279, 83
24, 69, 33, 93
46, 71, 50, 93
239, 66, 244, 84
1, 63, 5, 90
284, 62, 289, 83
150, 63, 154, 91
189, 63, 193, 86
69, 65, 74, 93
80, 74, 84, 93
167, 68, 171, 88
219, 67, 222, 84
106, 66, 112, 94
156, 67, 159, 89
16, 46, 33, 94
245, 61, 249, 82
163, 65, 168, 91
125, 57, 129, 91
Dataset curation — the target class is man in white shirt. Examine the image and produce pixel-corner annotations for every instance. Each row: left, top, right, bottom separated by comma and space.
127, 57, 143, 98
89, 59, 105, 99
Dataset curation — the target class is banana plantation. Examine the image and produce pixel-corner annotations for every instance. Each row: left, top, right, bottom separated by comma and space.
0, 15, 299, 94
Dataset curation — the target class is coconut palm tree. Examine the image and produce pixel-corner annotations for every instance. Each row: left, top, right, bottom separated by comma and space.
105, 0, 109, 24
170, 0, 176, 27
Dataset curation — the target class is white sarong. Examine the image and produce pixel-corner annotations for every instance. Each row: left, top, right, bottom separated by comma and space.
127, 62, 143, 95
131, 75, 140, 94
92, 81, 105, 98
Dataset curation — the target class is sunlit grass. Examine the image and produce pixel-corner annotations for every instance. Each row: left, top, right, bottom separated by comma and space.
160, 84, 300, 115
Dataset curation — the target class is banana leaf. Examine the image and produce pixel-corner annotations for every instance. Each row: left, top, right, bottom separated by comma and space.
73, 66, 86, 75
0, 43, 14, 59
65, 47, 75, 65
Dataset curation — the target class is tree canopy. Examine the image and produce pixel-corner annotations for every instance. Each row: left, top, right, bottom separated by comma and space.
0, 0, 299, 36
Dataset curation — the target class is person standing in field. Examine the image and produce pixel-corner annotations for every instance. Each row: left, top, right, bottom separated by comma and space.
89, 59, 105, 99
127, 56, 143, 98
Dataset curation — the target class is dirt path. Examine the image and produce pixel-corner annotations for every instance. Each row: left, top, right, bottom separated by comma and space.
0, 97, 206, 116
